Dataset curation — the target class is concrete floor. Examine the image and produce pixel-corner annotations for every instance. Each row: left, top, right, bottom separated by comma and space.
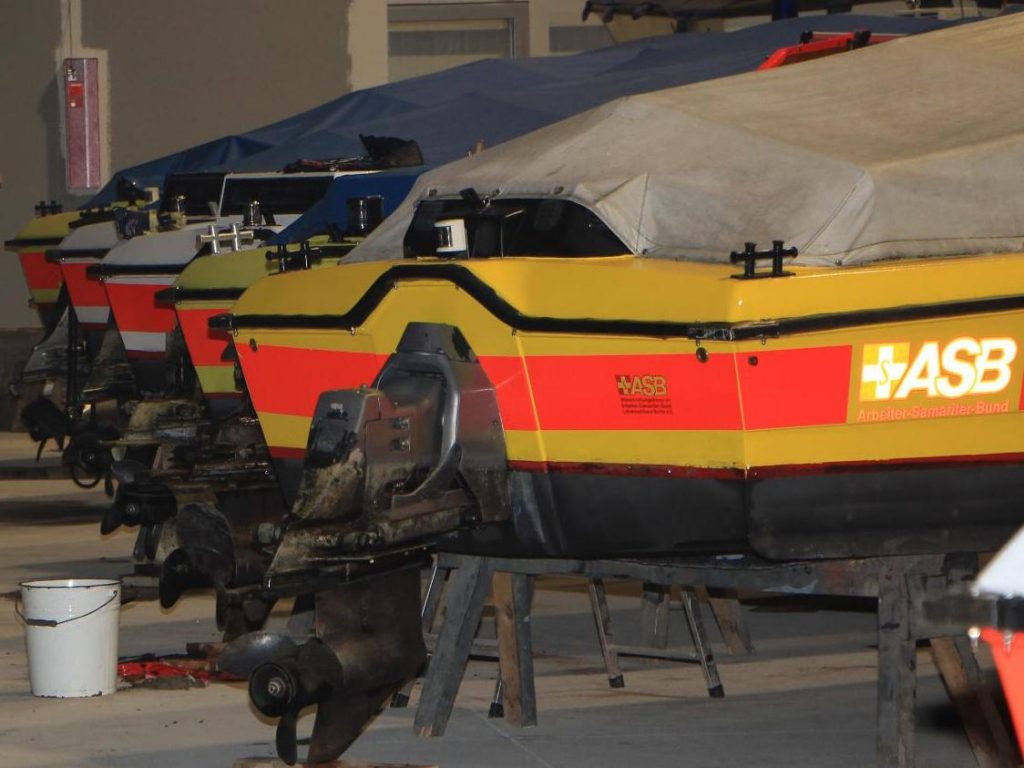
0, 432, 991, 767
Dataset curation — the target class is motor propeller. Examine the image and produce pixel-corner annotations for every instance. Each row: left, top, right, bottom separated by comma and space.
222, 567, 427, 764
220, 631, 369, 765
248, 639, 344, 765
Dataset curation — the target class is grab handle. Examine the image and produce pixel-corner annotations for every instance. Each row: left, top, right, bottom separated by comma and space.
14, 591, 118, 627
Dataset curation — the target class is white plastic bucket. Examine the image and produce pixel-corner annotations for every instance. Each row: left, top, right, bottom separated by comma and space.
18, 578, 121, 697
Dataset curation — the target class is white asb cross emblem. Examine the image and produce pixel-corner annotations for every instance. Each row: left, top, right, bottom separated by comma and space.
860, 343, 909, 401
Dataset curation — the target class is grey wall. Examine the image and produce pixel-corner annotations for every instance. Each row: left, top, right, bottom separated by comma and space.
80, 0, 352, 175
0, 0, 68, 330
0, 0, 355, 330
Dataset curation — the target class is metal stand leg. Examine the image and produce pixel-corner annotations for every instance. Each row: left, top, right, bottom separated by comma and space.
681, 587, 724, 698
588, 578, 625, 688
415, 557, 494, 737
877, 560, 916, 768
393, 560, 448, 709
421, 559, 447, 633
488, 676, 505, 719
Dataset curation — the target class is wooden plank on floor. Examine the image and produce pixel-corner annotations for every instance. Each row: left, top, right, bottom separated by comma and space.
233, 760, 438, 768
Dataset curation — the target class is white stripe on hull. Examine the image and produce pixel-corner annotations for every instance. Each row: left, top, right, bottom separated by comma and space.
74, 306, 110, 325
105, 275, 178, 286
120, 331, 167, 353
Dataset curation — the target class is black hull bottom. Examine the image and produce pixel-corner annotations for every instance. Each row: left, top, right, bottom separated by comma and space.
272, 457, 1024, 561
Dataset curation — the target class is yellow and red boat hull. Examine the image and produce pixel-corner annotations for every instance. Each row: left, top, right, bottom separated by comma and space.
228, 254, 1024, 558
172, 241, 357, 404
4, 211, 79, 324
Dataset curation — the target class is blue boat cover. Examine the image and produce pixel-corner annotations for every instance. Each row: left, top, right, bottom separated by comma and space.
90, 13, 960, 207
268, 169, 424, 245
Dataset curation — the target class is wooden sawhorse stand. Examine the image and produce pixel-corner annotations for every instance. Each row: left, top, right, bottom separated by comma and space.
413, 552, 1018, 768
402, 553, 736, 718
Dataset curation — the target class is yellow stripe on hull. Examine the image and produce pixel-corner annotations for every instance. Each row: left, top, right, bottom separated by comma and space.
195, 365, 239, 397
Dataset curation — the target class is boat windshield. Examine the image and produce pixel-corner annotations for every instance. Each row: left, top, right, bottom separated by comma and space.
403, 197, 626, 259
219, 177, 334, 218
160, 173, 226, 217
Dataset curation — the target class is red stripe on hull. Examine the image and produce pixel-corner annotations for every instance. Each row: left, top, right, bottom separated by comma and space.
526, 353, 742, 430
477, 355, 539, 431
237, 345, 388, 418
18, 251, 62, 292
105, 281, 178, 334
177, 306, 233, 367
60, 261, 109, 310
245, 347, 858, 435
737, 345, 852, 429
268, 446, 307, 460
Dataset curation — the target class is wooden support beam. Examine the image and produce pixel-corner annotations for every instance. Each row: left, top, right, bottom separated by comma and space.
414, 557, 494, 737
930, 636, 1018, 768
493, 572, 537, 727
697, 586, 755, 656
587, 578, 626, 688
640, 582, 670, 649
877, 560, 916, 768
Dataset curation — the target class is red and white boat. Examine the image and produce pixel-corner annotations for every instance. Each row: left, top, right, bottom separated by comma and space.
50, 218, 119, 329
93, 172, 341, 385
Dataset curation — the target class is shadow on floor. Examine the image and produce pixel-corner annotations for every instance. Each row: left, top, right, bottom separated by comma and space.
0, 498, 106, 525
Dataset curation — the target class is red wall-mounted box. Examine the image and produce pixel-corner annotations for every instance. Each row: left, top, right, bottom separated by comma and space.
64, 57, 101, 191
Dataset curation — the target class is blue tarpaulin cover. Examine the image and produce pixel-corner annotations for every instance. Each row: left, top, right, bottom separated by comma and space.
269, 169, 424, 245
90, 13, 959, 209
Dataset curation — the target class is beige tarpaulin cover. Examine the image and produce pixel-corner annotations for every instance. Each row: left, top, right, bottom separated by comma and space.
351, 14, 1024, 267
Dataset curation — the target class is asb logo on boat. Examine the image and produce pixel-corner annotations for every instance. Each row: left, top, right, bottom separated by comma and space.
615, 374, 672, 416
856, 337, 1017, 422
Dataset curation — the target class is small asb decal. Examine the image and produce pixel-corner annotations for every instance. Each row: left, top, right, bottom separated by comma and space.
615, 374, 672, 415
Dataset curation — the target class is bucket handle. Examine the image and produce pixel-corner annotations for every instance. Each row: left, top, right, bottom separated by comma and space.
14, 591, 119, 628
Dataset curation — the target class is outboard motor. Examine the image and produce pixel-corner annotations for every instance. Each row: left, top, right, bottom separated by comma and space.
223, 322, 511, 764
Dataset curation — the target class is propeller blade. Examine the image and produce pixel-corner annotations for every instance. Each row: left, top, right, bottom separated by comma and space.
158, 549, 191, 609
143, 522, 161, 561
100, 501, 125, 535
275, 708, 299, 766
109, 459, 150, 485
218, 632, 300, 678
